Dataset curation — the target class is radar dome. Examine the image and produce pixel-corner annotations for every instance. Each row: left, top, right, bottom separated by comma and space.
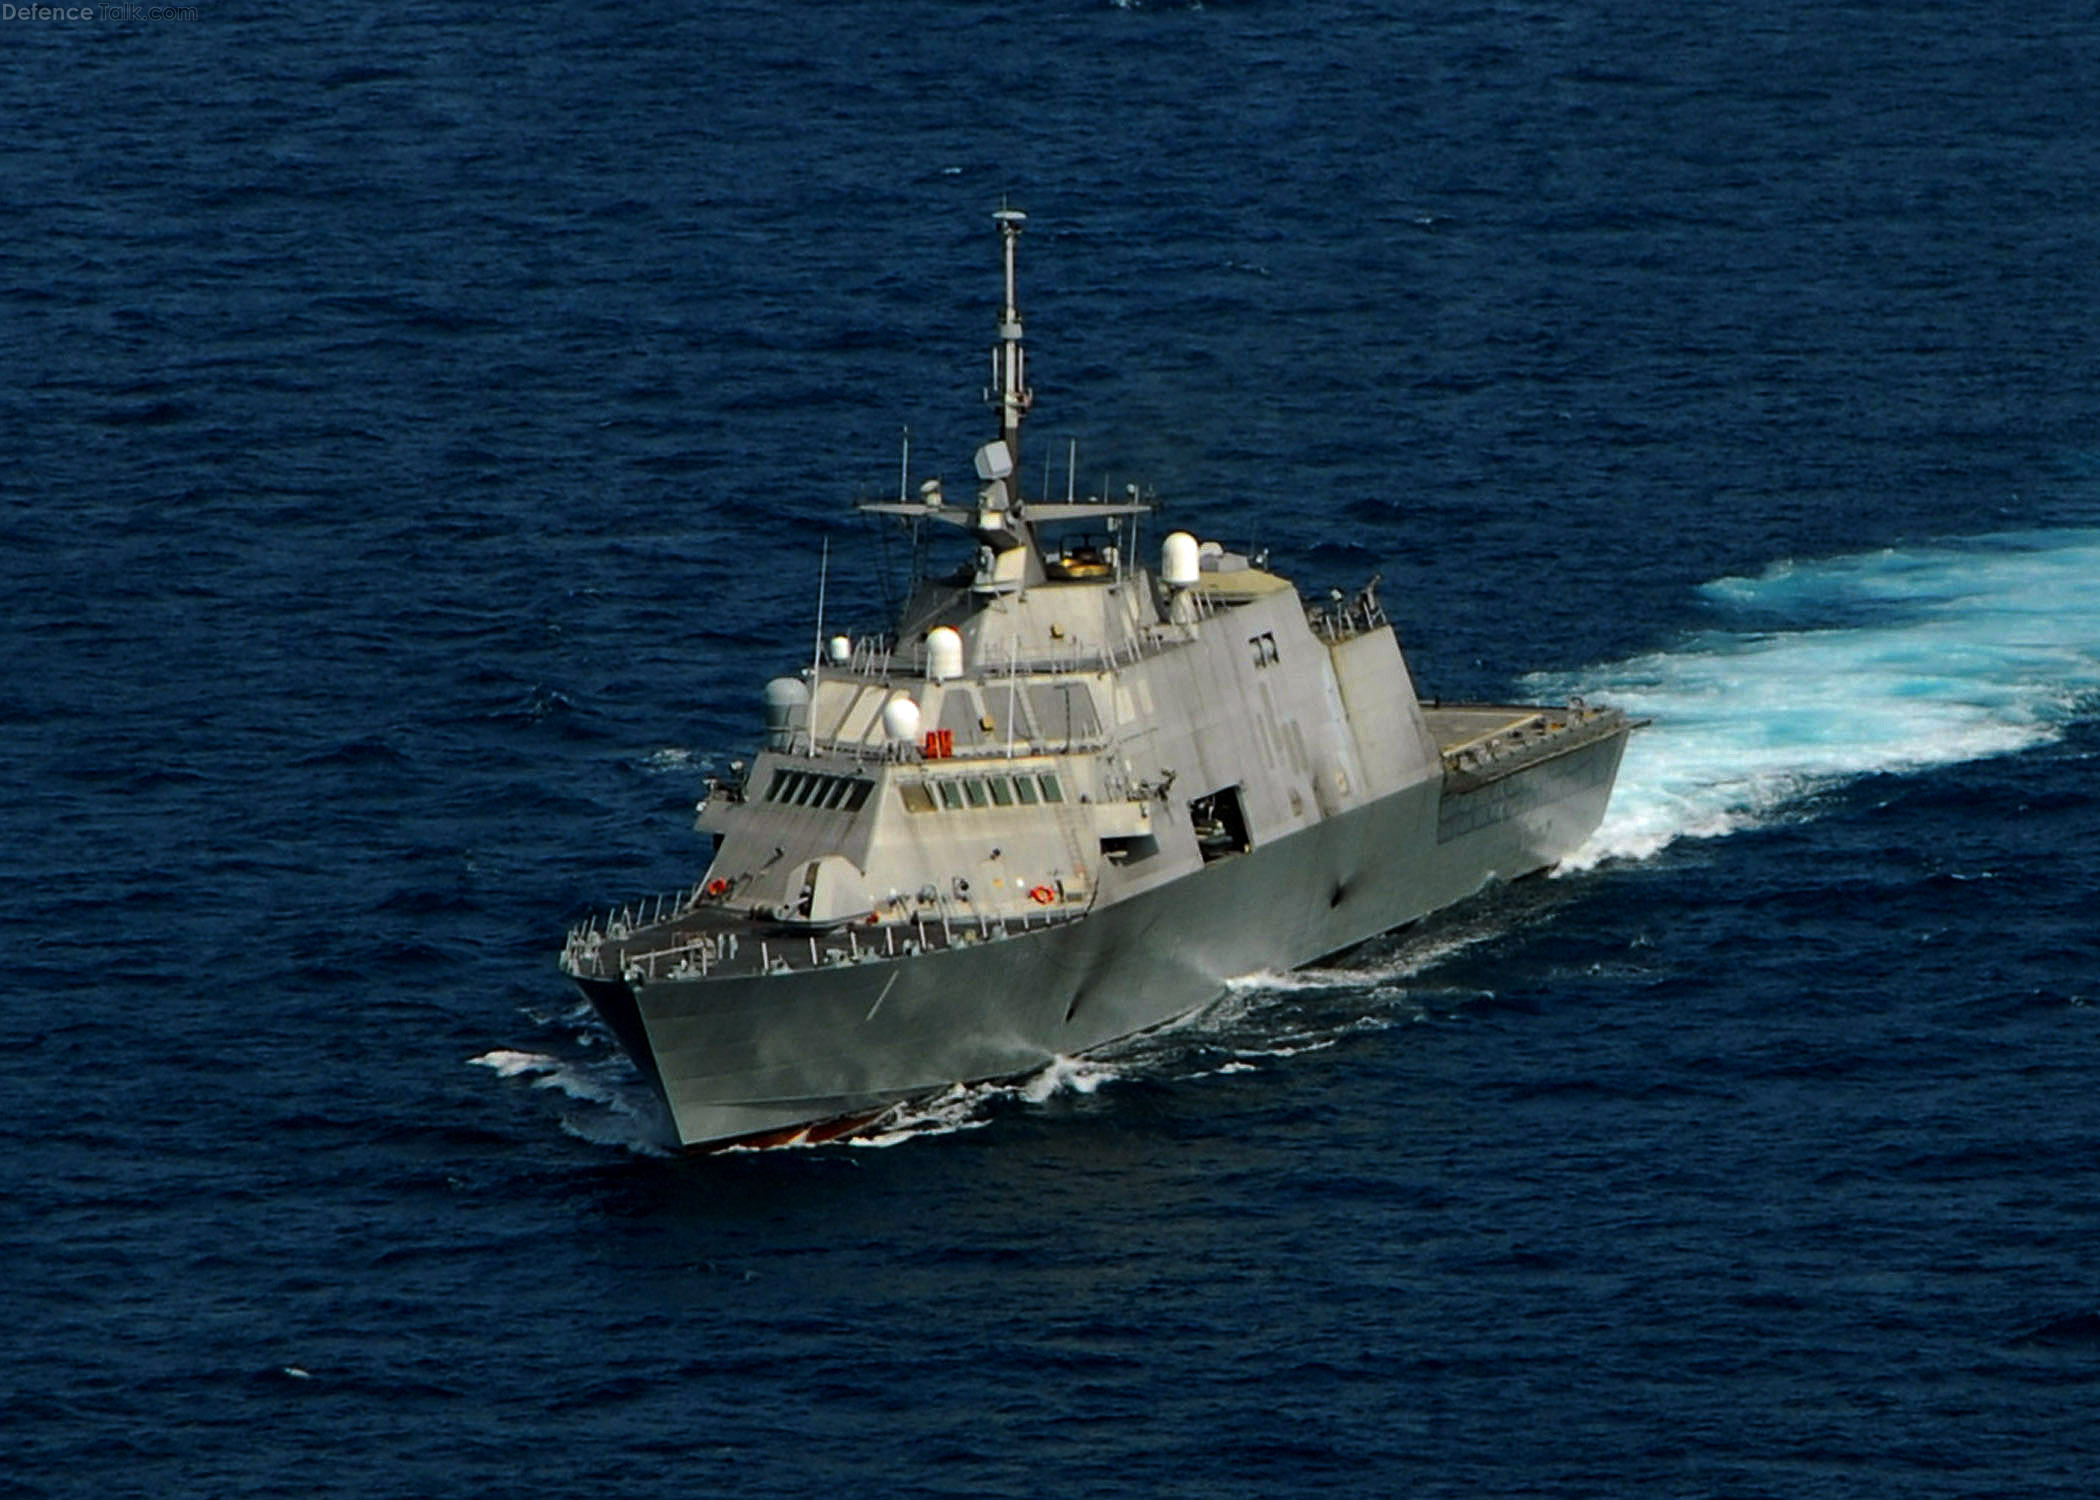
926, 626, 964, 682
762, 676, 810, 750
880, 693, 921, 744
1162, 531, 1200, 589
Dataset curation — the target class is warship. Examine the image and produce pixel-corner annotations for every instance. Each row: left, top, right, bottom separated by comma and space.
559, 208, 1634, 1149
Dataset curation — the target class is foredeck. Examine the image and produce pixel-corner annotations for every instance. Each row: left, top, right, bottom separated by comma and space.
560, 887, 1089, 988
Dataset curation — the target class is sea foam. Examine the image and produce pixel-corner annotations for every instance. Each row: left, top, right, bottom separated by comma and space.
1538, 530, 2100, 868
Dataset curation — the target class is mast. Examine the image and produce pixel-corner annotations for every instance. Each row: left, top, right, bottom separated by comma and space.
991, 206, 1031, 493
856, 207, 1148, 605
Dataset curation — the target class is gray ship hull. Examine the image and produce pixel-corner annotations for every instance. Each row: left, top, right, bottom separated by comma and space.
579, 726, 1628, 1148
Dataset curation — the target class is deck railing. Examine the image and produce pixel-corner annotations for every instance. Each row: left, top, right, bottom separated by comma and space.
560, 886, 1094, 986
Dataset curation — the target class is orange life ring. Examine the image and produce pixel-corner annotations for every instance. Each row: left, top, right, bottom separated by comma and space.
705, 878, 730, 898
1028, 884, 1056, 906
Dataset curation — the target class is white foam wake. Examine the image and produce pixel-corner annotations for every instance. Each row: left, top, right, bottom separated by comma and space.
469, 1049, 677, 1155
1534, 530, 2100, 868
1220, 916, 1505, 1000
845, 1054, 1125, 1148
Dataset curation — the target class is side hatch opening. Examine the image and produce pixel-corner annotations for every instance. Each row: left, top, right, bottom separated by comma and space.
1190, 786, 1252, 864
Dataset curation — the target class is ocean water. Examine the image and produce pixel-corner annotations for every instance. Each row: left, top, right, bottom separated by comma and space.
5, 3, 2099, 1496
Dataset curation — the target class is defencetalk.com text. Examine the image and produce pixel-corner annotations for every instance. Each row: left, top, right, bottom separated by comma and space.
4, 4, 199, 19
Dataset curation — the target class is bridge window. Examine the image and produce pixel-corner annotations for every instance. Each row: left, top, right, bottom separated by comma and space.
765, 769, 874, 810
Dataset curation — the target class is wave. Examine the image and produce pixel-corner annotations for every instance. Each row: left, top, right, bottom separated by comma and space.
1218, 914, 1507, 1000
473, 1042, 1130, 1156
834, 1055, 1125, 1149
642, 747, 701, 774
1536, 529, 2100, 868
468, 1049, 677, 1156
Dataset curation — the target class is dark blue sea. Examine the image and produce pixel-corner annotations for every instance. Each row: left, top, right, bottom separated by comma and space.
6, 2, 2099, 1495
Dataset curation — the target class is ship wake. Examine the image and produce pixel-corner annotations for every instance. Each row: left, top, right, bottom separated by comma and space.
1537, 528, 2100, 870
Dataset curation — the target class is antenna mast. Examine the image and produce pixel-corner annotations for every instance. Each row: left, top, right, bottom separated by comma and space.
990, 206, 1031, 494
810, 535, 830, 679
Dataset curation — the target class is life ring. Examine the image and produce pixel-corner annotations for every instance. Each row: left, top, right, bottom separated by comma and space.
704, 878, 730, 898
1028, 884, 1056, 906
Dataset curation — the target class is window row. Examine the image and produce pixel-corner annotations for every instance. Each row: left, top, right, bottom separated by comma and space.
763, 768, 875, 813
898, 771, 1065, 814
